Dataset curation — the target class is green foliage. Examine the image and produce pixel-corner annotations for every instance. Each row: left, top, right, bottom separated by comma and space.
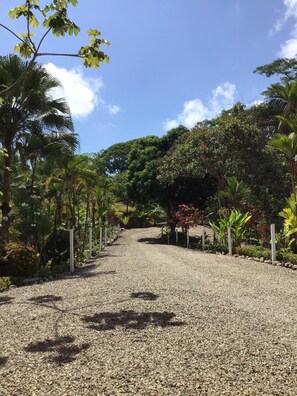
210, 209, 251, 247
218, 176, 251, 209
0, 276, 12, 289
254, 58, 297, 83
278, 249, 297, 265
1, 0, 109, 97
1, 242, 39, 277
279, 194, 297, 247
238, 245, 297, 265
122, 205, 164, 229
37, 262, 52, 278
268, 132, 297, 158
127, 136, 162, 205
237, 245, 271, 260
158, 103, 289, 220
44, 229, 70, 266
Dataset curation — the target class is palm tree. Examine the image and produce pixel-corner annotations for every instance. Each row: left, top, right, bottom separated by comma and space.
263, 80, 297, 133
263, 80, 297, 115
268, 132, 297, 198
218, 176, 251, 209
45, 153, 99, 261
0, 54, 74, 242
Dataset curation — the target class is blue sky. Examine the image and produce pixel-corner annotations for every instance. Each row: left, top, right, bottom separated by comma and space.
1, 0, 297, 153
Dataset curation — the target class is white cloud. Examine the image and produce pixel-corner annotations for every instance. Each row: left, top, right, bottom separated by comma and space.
271, 0, 297, 57
107, 104, 121, 115
44, 63, 121, 119
44, 63, 101, 119
163, 82, 237, 130
278, 22, 297, 57
279, 35, 297, 57
271, 0, 297, 35
284, 0, 297, 18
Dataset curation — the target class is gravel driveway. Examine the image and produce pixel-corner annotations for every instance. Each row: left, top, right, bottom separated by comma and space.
0, 227, 297, 395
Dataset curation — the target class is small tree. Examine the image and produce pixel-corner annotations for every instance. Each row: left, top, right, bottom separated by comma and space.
0, 0, 110, 96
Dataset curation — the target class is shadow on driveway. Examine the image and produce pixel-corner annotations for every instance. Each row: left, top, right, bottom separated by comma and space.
24, 335, 90, 366
82, 310, 185, 331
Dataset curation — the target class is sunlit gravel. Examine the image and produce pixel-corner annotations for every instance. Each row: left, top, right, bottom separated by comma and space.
0, 227, 297, 395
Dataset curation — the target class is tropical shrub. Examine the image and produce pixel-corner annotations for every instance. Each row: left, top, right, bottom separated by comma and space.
237, 246, 297, 265
278, 249, 297, 265
210, 209, 251, 247
237, 245, 271, 260
175, 204, 208, 228
0, 242, 39, 277
0, 276, 12, 289
279, 194, 297, 251
44, 229, 70, 267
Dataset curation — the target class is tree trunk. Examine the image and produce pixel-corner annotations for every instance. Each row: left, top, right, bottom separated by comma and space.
1, 137, 13, 243
91, 200, 96, 228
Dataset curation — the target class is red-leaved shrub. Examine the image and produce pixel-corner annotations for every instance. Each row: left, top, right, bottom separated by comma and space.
0, 242, 38, 278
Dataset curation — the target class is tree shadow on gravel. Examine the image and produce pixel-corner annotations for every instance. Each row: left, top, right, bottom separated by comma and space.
130, 292, 159, 301
0, 356, 8, 367
61, 263, 116, 280
0, 296, 14, 305
137, 237, 164, 245
28, 295, 63, 303
24, 335, 90, 366
82, 310, 185, 331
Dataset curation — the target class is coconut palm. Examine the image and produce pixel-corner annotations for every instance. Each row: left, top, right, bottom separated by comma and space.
0, 54, 74, 242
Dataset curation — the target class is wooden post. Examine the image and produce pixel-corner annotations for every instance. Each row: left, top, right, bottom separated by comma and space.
176, 229, 178, 245
186, 227, 189, 248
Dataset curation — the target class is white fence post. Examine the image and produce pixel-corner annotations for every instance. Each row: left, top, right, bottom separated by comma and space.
70, 228, 74, 273
271, 223, 276, 263
99, 226, 102, 251
104, 225, 107, 246
227, 227, 232, 255
202, 227, 205, 251
88, 225, 92, 258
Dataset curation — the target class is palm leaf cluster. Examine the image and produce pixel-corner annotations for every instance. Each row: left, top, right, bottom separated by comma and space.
0, 55, 114, 267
